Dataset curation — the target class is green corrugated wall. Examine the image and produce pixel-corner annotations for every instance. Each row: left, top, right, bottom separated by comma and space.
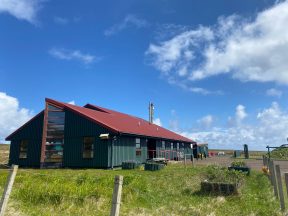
8, 108, 194, 169
63, 110, 112, 168
109, 136, 147, 167
8, 112, 44, 167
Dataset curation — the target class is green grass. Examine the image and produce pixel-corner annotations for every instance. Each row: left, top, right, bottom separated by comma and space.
0, 164, 284, 216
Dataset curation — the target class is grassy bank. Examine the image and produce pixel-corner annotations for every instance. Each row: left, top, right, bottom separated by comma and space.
0, 164, 283, 216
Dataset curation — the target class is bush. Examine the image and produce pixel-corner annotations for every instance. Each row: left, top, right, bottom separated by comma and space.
269, 148, 288, 159
231, 160, 246, 167
204, 165, 245, 184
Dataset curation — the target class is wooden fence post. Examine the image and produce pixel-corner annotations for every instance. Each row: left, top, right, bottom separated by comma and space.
184, 155, 186, 168
269, 161, 278, 198
110, 175, 123, 216
192, 155, 194, 168
275, 165, 285, 211
262, 155, 267, 166
284, 173, 288, 197
0, 165, 18, 216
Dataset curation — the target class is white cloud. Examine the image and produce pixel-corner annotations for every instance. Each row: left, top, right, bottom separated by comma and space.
49, 48, 98, 65
227, 104, 247, 127
167, 78, 223, 95
266, 88, 282, 97
54, 16, 69, 25
154, 118, 162, 126
0, 0, 41, 24
68, 100, 75, 105
0, 92, 33, 142
198, 115, 213, 128
181, 102, 288, 150
235, 104, 247, 124
146, 1, 288, 91
104, 14, 148, 36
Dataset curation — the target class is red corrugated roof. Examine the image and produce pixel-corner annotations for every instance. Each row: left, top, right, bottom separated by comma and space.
6, 98, 194, 143
48, 98, 194, 143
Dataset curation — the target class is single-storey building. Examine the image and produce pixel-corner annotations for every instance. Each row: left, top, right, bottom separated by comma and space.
6, 98, 196, 168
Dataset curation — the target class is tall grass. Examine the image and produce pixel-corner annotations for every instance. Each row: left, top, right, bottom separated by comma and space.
0, 164, 284, 216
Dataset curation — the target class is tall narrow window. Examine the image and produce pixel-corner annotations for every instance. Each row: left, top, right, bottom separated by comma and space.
136, 138, 141, 156
19, 140, 28, 158
44, 104, 65, 163
83, 137, 95, 159
162, 141, 165, 149
171, 143, 173, 150
177, 143, 179, 151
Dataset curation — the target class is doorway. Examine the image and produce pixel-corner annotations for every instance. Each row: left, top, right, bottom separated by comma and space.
147, 139, 156, 159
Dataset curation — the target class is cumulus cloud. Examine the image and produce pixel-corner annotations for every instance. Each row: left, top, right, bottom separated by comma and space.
266, 88, 282, 97
198, 115, 214, 128
0, 92, 33, 142
49, 48, 98, 65
227, 104, 247, 127
146, 1, 288, 91
104, 14, 149, 36
181, 102, 288, 150
0, 0, 42, 24
153, 118, 162, 126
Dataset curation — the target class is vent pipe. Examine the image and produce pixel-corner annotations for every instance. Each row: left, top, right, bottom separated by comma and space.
148, 102, 154, 124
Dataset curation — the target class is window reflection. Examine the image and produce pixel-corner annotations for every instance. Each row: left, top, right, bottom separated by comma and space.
44, 104, 65, 163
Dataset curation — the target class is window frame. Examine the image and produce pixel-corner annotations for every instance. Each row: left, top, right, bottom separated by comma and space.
82, 136, 95, 159
136, 138, 141, 156
19, 140, 28, 159
162, 141, 165, 149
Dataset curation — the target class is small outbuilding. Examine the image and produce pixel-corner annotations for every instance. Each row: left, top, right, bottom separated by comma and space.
6, 98, 195, 168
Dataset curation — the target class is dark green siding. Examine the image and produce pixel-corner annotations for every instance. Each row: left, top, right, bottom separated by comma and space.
110, 136, 147, 167
8, 112, 44, 167
8, 107, 194, 169
63, 110, 112, 168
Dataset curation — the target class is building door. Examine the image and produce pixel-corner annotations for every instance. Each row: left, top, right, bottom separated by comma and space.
147, 139, 156, 159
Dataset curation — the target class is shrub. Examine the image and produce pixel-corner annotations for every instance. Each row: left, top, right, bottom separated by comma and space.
204, 165, 245, 184
269, 148, 288, 159
231, 160, 246, 167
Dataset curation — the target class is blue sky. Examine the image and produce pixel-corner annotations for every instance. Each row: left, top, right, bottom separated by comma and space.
1, 0, 288, 150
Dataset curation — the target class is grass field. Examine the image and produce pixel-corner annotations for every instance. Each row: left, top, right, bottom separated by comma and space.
0, 164, 284, 216
0, 145, 284, 216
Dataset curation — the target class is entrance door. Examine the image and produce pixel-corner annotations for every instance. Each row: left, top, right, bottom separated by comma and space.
147, 139, 156, 159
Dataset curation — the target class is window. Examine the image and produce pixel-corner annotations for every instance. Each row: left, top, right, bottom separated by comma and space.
177, 143, 179, 150
171, 143, 173, 150
19, 140, 28, 158
83, 137, 94, 159
162, 141, 165, 149
136, 138, 141, 156
44, 104, 65, 163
